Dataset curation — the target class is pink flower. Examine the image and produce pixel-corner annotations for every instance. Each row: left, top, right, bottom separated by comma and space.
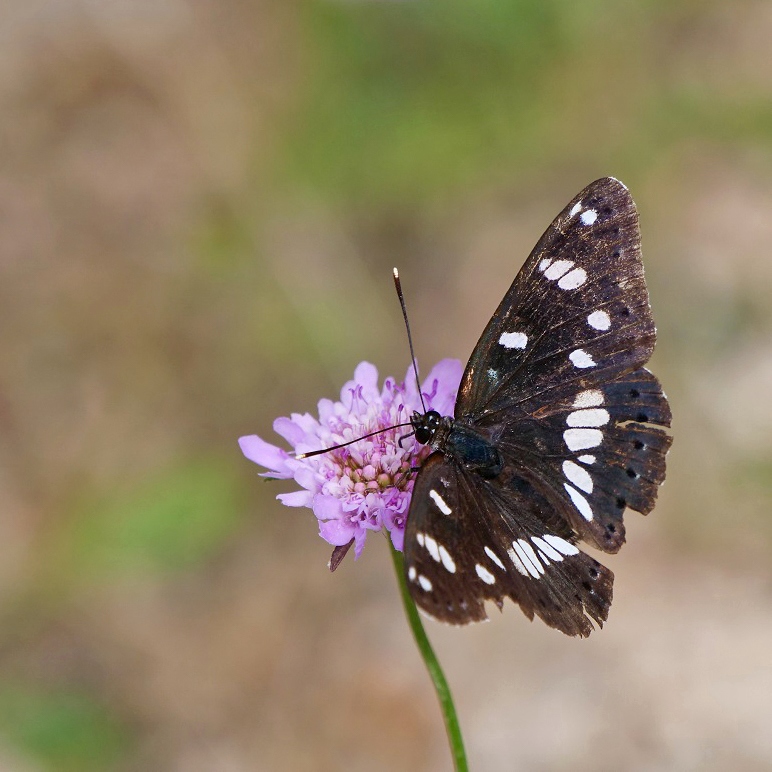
239, 359, 463, 564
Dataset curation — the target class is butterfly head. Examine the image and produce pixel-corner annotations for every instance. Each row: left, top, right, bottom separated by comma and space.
411, 409, 443, 446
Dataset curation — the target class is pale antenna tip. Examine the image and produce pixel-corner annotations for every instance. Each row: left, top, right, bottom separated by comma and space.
294, 452, 308, 460
393, 267, 399, 279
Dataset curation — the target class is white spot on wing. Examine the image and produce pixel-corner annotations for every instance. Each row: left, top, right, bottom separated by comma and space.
573, 389, 604, 408
507, 547, 529, 576
416, 532, 425, 547
517, 539, 545, 575
564, 428, 603, 451
580, 209, 598, 225
578, 454, 596, 465
558, 267, 587, 290
570, 349, 596, 368
539, 258, 552, 272
511, 541, 541, 578
587, 310, 611, 330
429, 489, 452, 515
531, 536, 563, 562
484, 546, 505, 570
543, 534, 580, 556
475, 564, 496, 585
438, 545, 456, 573
567, 408, 610, 427
569, 202, 582, 216
562, 460, 593, 494
544, 260, 574, 280
408, 566, 417, 581
418, 575, 433, 592
498, 331, 528, 349
424, 534, 440, 562
564, 483, 594, 521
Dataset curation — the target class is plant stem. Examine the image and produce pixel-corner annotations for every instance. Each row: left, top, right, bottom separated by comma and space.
389, 542, 469, 772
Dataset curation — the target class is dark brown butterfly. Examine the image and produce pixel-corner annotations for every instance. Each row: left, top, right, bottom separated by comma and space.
403, 177, 672, 637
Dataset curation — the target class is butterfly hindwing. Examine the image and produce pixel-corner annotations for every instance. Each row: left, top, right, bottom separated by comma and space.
496, 367, 672, 552
404, 453, 614, 636
403, 454, 491, 625
457, 177, 653, 422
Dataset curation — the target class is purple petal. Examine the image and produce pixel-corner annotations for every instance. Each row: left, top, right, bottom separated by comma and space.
423, 357, 464, 392
293, 465, 320, 493
353, 361, 379, 394
381, 496, 408, 551
273, 416, 306, 446
424, 358, 463, 415
238, 435, 292, 477
403, 362, 421, 401
277, 490, 314, 507
290, 412, 320, 436
312, 494, 343, 522
319, 517, 357, 546
389, 525, 405, 552
352, 528, 368, 558
317, 398, 335, 422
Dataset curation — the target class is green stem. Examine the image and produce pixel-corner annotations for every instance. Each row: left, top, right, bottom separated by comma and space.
389, 543, 469, 772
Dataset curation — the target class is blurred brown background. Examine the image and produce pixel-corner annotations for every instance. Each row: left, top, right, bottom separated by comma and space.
1, 1, 771, 770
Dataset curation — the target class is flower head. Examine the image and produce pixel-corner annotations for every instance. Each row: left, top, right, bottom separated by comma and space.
239, 359, 463, 564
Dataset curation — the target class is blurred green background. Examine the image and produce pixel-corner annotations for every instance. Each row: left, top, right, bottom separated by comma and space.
1, 1, 771, 770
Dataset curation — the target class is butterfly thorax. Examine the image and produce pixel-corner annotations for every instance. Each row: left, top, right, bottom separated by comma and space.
411, 410, 503, 480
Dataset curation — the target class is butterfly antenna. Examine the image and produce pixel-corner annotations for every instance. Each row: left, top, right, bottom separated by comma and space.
295, 422, 412, 460
393, 267, 427, 413
295, 268, 422, 461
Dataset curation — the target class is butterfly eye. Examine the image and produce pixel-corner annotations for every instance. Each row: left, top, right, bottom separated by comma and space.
414, 425, 433, 444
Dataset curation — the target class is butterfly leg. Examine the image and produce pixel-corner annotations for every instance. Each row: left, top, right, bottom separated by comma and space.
398, 429, 416, 449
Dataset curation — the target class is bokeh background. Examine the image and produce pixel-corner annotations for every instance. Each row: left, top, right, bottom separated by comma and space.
1, 1, 771, 770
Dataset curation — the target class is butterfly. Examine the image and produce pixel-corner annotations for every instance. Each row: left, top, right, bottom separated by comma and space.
403, 177, 672, 637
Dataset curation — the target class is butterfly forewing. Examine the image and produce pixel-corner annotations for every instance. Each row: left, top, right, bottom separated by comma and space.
457, 178, 653, 422
403, 177, 671, 636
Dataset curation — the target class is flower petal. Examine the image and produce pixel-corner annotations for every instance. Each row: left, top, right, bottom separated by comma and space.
403, 362, 421, 404
313, 494, 343, 522
352, 528, 368, 558
319, 517, 357, 546
424, 358, 463, 415
273, 416, 306, 446
353, 361, 379, 396
294, 465, 321, 493
277, 490, 314, 507
290, 412, 320, 436
238, 435, 292, 477
389, 525, 405, 552
317, 398, 335, 422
